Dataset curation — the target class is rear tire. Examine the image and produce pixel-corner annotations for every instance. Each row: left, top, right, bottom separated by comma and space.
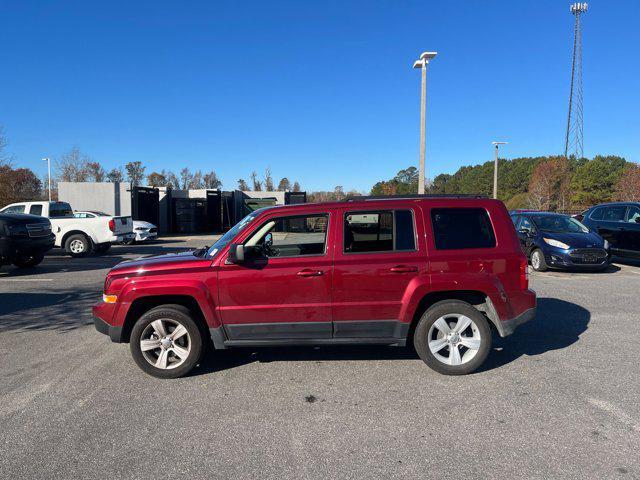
414, 300, 492, 375
130, 305, 203, 379
530, 249, 548, 272
12, 254, 45, 268
65, 234, 92, 257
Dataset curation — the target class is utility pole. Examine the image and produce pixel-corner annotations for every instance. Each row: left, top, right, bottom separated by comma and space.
42, 157, 51, 201
492, 142, 507, 199
413, 51, 437, 194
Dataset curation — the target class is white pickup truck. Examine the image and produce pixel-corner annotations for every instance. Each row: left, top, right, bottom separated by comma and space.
0, 201, 134, 257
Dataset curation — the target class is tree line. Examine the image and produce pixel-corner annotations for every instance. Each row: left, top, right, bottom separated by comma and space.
371, 155, 640, 210
0, 129, 305, 206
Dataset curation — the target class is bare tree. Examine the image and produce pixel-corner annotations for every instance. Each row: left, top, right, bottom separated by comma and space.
292, 181, 301, 192
333, 185, 345, 200
165, 171, 180, 189
237, 178, 249, 191
615, 163, 640, 202
125, 161, 145, 186
277, 177, 291, 191
204, 171, 222, 189
264, 168, 274, 191
189, 170, 205, 189
106, 167, 124, 183
250, 171, 262, 191
85, 161, 106, 182
56, 147, 90, 182
179, 167, 193, 189
147, 171, 168, 187
0, 126, 12, 166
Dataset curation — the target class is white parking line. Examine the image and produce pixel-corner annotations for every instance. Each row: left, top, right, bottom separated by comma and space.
0, 278, 53, 282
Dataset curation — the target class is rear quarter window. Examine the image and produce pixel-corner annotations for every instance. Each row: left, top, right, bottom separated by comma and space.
431, 208, 496, 250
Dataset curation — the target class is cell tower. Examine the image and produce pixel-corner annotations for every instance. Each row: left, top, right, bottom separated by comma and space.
564, 2, 588, 159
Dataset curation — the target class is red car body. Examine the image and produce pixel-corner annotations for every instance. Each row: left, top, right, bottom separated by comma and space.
94, 197, 536, 352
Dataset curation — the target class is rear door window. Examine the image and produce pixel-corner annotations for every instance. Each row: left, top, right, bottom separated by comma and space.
49, 203, 73, 217
431, 208, 496, 250
29, 205, 43, 216
344, 210, 416, 253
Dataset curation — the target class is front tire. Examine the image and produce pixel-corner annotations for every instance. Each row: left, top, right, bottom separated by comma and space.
414, 300, 492, 375
530, 249, 548, 272
12, 254, 45, 268
130, 305, 203, 379
65, 234, 92, 257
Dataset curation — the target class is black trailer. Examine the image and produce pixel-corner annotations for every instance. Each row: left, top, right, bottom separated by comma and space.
131, 186, 160, 226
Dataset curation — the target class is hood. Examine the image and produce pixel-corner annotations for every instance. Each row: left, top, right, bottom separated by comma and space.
133, 220, 156, 229
540, 231, 604, 248
110, 250, 211, 275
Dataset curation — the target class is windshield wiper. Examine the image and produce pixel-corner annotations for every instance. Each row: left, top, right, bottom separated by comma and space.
192, 246, 209, 257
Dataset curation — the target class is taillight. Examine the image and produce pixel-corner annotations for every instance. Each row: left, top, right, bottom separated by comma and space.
108, 219, 115, 232
519, 255, 529, 290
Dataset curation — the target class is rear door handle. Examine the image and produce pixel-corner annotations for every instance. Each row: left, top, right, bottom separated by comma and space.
297, 269, 324, 277
389, 265, 418, 273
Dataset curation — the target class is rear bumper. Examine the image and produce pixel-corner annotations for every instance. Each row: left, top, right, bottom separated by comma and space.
498, 307, 536, 337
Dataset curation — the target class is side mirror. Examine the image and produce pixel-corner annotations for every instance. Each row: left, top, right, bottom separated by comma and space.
518, 228, 531, 235
635, 217, 640, 224
264, 232, 273, 247
227, 243, 245, 264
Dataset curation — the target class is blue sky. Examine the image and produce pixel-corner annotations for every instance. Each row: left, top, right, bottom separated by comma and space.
1, 0, 638, 192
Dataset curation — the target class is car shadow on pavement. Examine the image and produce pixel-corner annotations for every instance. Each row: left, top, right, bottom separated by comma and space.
193, 296, 590, 376
192, 344, 420, 376
480, 297, 590, 371
0, 291, 97, 333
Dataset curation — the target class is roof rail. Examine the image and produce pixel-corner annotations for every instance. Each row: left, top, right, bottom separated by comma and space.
343, 194, 488, 202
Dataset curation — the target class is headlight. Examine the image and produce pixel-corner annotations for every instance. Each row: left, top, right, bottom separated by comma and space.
604, 240, 610, 250
134, 227, 147, 231
543, 238, 570, 249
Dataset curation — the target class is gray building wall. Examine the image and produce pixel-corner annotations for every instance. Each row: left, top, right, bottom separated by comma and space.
58, 182, 132, 216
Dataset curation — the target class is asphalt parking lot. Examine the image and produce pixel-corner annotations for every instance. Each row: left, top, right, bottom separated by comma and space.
1, 237, 639, 479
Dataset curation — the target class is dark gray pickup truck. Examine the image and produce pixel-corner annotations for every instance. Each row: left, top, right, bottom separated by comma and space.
0, 213, 55, 269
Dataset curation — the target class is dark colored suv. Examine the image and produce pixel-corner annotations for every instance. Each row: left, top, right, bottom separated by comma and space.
0, 213, 55, 269
576, 202, 640, 259
93, 196, 536, 378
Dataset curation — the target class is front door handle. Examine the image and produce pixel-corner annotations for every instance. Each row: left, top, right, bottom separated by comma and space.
297, 269, 324, 277
389, 265, 418, 273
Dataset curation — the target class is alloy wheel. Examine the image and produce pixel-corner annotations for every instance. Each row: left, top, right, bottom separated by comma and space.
140, 319, 191, 369
427, 314, 482, 366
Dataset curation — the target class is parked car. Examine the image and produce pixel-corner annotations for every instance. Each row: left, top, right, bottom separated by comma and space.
94, 196, 536, 378
0, 201, 134, 257
575, 202, 640, 259
510, 211, 609, 272
0, 213, 55, 269
74, 211, 158, 243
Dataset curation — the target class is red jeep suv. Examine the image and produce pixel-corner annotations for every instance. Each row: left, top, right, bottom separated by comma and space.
94, 196, 536, 378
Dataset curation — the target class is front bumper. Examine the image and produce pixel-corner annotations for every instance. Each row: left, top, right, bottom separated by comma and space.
544, 247, 609, 270
93, 301, 123, 342
135, 231, 158, 242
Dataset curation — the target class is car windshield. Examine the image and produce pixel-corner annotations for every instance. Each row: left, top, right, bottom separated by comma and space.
206, 211, 260, 257
533, 215, 588, 233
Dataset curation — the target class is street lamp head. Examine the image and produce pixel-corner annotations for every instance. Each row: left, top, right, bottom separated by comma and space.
413, 51, 437, 68
492, 141, 508, 146
420, 51, 437, 61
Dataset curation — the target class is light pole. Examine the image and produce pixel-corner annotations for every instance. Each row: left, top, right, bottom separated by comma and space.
413, 51, 437, 194
491, 142, 507, 199
42, 157, 51, 201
